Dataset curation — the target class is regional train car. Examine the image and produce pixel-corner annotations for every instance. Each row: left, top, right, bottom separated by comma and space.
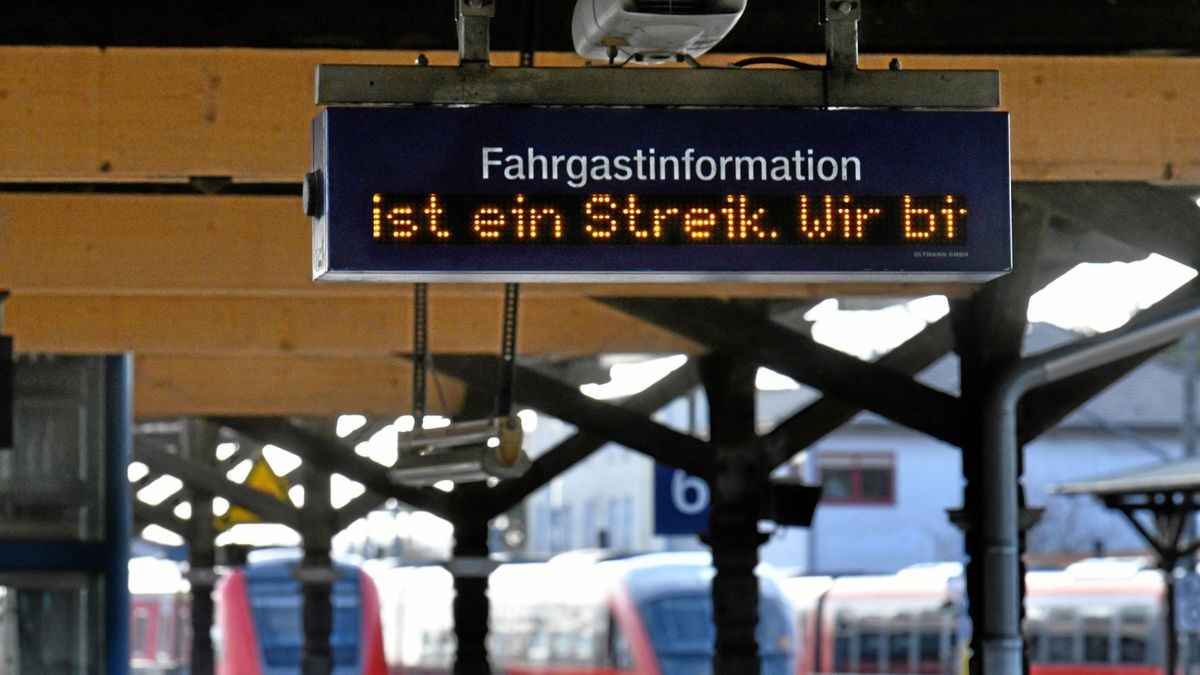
374, 551, 796, 675
129, 556, 191, 675
783, 558, 1198, 675
215, 549, 387, 675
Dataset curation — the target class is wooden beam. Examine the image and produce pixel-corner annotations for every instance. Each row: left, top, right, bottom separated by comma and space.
0, 48, 1197, 183
134, 354, 466, 418
0, 194, 954, 298
4, 291, 697, 357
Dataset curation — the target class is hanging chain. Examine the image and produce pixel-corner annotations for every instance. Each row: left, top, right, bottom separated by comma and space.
496, 283, 520, 428
412, 283, 429, 426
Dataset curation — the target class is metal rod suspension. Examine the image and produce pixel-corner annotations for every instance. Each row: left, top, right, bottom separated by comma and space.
413, 283, 429, 424
497, 283, 520, 426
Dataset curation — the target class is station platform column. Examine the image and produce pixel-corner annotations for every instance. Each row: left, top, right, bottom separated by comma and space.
0, 353, 132, 675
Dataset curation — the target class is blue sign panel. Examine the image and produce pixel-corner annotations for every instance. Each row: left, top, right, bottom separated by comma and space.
311, 107, 1010, 281
654, 463, 711, 535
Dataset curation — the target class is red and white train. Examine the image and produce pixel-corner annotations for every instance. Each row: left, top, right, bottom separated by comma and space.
215, 549, 387, 675
782, 558, 1198, 675
372, 551, 797, 675
127, 551, 387, 675
129, 556, 191, 675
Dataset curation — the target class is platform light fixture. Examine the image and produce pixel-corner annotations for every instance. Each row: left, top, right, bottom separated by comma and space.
389, 418, 531, 486
572, 0, 747, 64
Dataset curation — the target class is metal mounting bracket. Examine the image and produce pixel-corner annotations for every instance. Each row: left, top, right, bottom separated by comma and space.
821, 0, 861, 74
316, 1, 999, 110
457, 0, 495, 66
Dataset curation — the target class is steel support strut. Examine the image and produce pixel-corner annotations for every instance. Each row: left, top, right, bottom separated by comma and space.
451, 509, 492, 675
983, 302, 1200, 674
700, 354, 768, 675
0, 291, 10, 455
185, 420, 221, 675
300, 464, 337, 675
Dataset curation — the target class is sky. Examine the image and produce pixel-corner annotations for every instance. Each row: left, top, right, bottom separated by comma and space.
807, 254, 1198, 361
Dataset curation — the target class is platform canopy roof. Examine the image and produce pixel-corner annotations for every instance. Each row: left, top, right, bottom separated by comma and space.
0, 2, 1198, 421
1055, 458, 1200, 498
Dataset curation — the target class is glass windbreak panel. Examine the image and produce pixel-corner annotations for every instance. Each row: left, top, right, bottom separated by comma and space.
0, 358, 106, 541
0, 572, 102, 675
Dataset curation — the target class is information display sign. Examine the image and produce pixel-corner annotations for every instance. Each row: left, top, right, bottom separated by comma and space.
311, 107, 1010, 281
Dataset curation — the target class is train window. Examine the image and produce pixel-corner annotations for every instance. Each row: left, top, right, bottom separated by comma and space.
860, 628, 885, 671
1117, 608, 1150, 664
609, 615, 635, 670
833, 612, 854, 672
1024, 603, 1047, 663
1081, 609, 1112, 663
1186, 634, 1200, 666
917, 630, 941, 666
175, 606, 188, 662
642, 595, 714, 653
158, 606, 172, 660
888, 613, 912, 672
574, 628, 597, 664
1045, 608, 1076, 663
527, 622, 551, 663
132, 608, 149, 657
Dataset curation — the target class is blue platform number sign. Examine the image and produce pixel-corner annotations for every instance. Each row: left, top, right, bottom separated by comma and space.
654, 464, 711, 535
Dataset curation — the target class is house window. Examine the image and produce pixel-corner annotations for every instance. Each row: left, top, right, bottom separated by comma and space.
819, 453, 896, 505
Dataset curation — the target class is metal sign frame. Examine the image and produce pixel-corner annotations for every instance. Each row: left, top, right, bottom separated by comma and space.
310, 106, 1011, 282
310, 0, 1007, 283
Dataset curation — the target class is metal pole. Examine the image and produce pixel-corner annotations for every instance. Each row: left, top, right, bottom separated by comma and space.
985, 301, 1200, 674
1184, 332, 1197, 545
700, 354, 766, 675
451, 512, 492, 675
300, 466, 337, 675
0, 291, 11, 455
105, 355, 133, 675
185, 420, 221, 675
1165, 560, 1179, 675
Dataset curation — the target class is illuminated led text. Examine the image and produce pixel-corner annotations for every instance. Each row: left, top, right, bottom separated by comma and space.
370, 193, 967, 246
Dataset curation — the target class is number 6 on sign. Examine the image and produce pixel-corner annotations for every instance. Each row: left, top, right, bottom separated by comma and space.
654, 464, 712, 535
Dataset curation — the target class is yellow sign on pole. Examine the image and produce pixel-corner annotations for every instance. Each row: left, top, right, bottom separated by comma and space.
214, 455, 291, 532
